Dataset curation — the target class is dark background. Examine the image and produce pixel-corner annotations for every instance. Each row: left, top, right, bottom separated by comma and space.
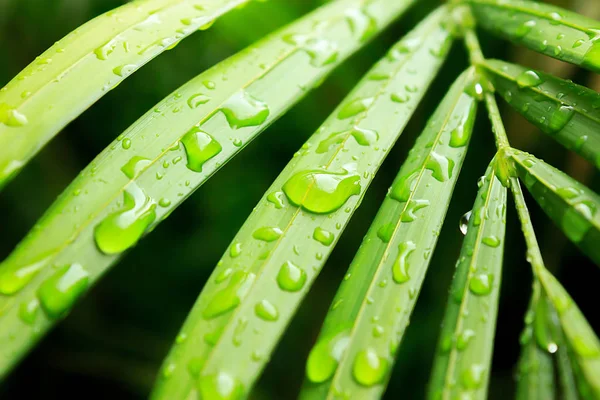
0, 0, 598, 398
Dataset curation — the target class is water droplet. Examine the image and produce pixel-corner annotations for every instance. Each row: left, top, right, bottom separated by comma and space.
390, 171, 419, 202
337, 98, 374, 119
121, 156, 151, 179
515, 20, 536, 38
401, 199, 430, 222
203, 271, 255, 319
482, 236, 501, 247
122, 138, 132, 149
221, 90, 270, 129
0, 103, 28, 126
252, 226, 283, 242
230, 242, 242, 258
562, 201, 595, 242
19, 298, 40, 325
352, 348, 388, 386
94, 183, 157, 254
282, 170, 361, 214
306, 332, 350, 383
390, 92, 409, 103
36, 264, 89, 318
188, 93, 211, 108
158, 198, 171, 207
462, 364, 485, 389
546, 105, 574, 133
377, 223, 395, 243
113, 64, 137, 77
277, 261, 307, 292
393, 241, 416, 283
94, 38, 119, 60
457, 329, 476, 350
516, 70, 543, 88
0, 255, 51, 295
181, 126, 222, 172
345, 8, 377, 42
266, 191, 285, 209
469, 273, 494, 296
459, 211, 471, 235
316, 127, 378, 153
255, 299, 279, 321
198, 372, 244, 400
313, 227, 334, 246
426, 152, 455, 182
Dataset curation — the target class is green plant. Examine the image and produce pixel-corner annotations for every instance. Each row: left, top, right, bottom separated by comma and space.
0, 0, 599, 398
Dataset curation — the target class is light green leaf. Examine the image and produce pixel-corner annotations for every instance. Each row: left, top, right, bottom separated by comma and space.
151, 7, 454, 399
482, 59, 600, 169
0, 0, 250, 188
428, 164, 506, 400
299, 67, 477, 400
467, 0, 600, 73
510, 150, 600, 265
515, 281, 556, 400
537, 267, 600, 398
0, 0, 417, 378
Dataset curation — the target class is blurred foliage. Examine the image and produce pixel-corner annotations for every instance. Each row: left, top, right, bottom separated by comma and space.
0, 0, 598, 398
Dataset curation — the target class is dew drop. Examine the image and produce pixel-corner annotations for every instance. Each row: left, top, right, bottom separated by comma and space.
459, 211, 471, 235
266, 191, 285, 209
516, 70, 543, 88
393, 241, 416, 283
546, 105, 574, 133
306, 332, 350, 383
113, 64, 136, 77
313, 227, 334, 246
337, 98, 374, 119
316, 127, 378, 153
221, 90, 270, 129
188, 93, 211, 108
198, 372, 244, 400
181, 126, 222, 172
426, 152, 455, 182
277, 261, 307, 292
252, 226, 283, 242
19, 298, 40, 325
377, 223, 395, 243
482, 236, 501, 247
0, 103, 28, 127
255, 299, 279, 321
203, 271, 255, 319
345, 8, 377, 42
121, 156, 151, 179
352, 348, 388, 386
36, 264, 89, 318
469, 273, 494, 296
282, 170, 361, 214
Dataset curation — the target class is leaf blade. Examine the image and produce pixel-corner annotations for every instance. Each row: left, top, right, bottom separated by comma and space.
151, 7, 454, 399
482, 59, 600, 169
0, 0, 416, 378
467, 0, 600, 73
300, 67, 478, 400
0, 0, 250, 188
428, 164, 507, 400
510, 150, 600, 265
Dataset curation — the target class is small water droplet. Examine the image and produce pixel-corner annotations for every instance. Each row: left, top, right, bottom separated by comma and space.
277, 261, 307, 292
0, 103, 28, 126
252, 226, 283, 242
221, 90, 270, 129
313, 227, 334, 246
188, 93, 211, 108
266, 191, 285, 209
377, 223, 395, 243
198, 372, 244, 400
393, 241, 416, 283
469, 273, 494, 296
337, 98, 374, 119
113, 64, 137, 77
426, 152, 455, 182
352, 348, 388, 386
516, 70, 543, 88
255, 299, 279, 321
230, 242, 243, 258
306, 332, 350, 383
459, 211, 471, 235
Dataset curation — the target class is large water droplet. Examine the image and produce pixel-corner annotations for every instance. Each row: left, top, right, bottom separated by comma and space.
181, 126, 222, 172
469, 273, 494, 296
203, 271, 255, 319
277, 261, 307, 292
400, 199, 430, 222
337, 98, 374, 119
19, 298, 40, 325
221, 90, 270, 129
94, 183, 157, 254
345, 8, 377, 42
352, 348, 388, 386
316, 127, 378, 153
390, 170, 419, 202
377, 223, 395, 243
282, 170, 361, 214
516, 70, 543, 88
197, 372, 244, 400
0, 255, 51, 295
583, 40, 600, 71
306, 332, 350, 383
188, 93, 211, 108
313, 227, 334, 246
252, 226, 283, 242
426, 152, 455, 182
121, 156, 151, 179
393, 241, 416, 284
546, 105, 574, 133
562, 201, 595, 242
255, 299, 279, 321
36, 264, 89, 318
0, 103, 28, 126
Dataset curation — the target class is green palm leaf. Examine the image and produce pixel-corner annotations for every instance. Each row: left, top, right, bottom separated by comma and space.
537, 267, 600, 398
516, 281, 556, 400
428, 163, 506, 400
510, 150, 600, 265
151, 7, 454, 399
0, 0, 416, 378
467, 0, 600, 73
482, 59, 600, 169
299, 66, 477, 400
0, 0, 250, 188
